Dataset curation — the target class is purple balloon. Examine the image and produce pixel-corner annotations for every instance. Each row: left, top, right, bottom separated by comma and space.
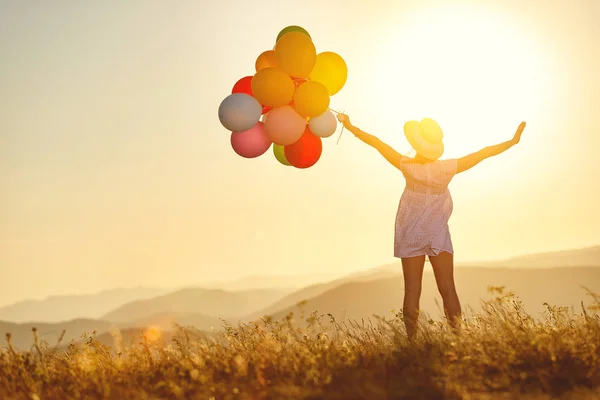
231, 121, 272, 158
218, 93, 262, 132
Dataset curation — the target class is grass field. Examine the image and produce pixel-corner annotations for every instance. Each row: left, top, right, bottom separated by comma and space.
1, 287, 599, 400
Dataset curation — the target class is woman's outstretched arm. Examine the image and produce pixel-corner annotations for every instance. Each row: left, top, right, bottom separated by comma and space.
457, 121, 526, 173
336, 113, 403, 170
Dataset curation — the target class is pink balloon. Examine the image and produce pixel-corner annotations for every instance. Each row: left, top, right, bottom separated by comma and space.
264, 105, 306, 146
230, 121, 272, 158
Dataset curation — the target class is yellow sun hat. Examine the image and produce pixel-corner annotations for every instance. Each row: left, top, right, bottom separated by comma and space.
403, 118, 445, 161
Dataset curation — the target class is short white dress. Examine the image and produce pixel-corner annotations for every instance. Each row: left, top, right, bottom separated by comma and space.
394, 156, 458, 258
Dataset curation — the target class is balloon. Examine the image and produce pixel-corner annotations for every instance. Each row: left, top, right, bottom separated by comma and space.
276, 26, 311, 42
251, 67, 295, 107
309, 52, 348, 95
260, 110, 270, 123
309, 110, 337, 138
273, 144, 291, 166
230, 122, 272, 158
218, 93, 262, 132
264, 105, 306, 146
255, 50, 279, 72
284, 126, 322, 169
274, 32, 317, 79
231, 76, 253, 96
232, 76, 271, 115
293, 81, 330, 117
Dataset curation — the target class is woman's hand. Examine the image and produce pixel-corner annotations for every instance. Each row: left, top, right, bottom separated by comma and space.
511, 121, 526, 145
457, 121, 527, 173
336, 113, 352, 129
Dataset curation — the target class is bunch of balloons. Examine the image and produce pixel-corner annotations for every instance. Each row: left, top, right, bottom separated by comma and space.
218, 25, 348, 169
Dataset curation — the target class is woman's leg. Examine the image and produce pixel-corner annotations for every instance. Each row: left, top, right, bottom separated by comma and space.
401, 255, 426, 341
429, 251, 462, 330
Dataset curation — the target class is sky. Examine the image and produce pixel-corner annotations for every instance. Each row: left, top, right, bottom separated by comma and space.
1, 0, 599, 307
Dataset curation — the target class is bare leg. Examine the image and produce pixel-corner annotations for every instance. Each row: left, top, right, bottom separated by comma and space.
401, 255, 426, 341
429, 251, 462, 331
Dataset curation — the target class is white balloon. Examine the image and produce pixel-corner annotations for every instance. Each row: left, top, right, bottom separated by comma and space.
308, 110, 337, 138
218, 93, 262, 132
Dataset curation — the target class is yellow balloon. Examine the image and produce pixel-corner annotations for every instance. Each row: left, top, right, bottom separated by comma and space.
255, 50, 279, 72
251, 68, 295, 107
293, 81, 330, 118
309, 52, 348, 95
274, 32, 317, 78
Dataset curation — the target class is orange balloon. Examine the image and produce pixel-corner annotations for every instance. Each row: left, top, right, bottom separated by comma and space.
275, 32, 317, 78
251, 68, 295, 107
293, 81, 330, 118
255, 50, 279, 72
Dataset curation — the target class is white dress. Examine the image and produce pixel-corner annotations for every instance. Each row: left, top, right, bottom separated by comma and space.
394, 156, 458, 258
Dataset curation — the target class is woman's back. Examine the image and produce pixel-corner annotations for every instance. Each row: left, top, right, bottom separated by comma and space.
399, 157, 458, 195
395, 157, 458, 258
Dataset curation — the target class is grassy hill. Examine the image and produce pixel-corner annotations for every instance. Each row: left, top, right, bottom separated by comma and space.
0, 318, 114, 351
2, 288, 598, 399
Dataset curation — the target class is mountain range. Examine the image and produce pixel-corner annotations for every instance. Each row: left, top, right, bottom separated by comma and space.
2, 245, 599, 351
0, 287, 174, 324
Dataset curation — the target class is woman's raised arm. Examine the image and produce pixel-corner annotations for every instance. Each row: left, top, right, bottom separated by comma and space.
457, 121, 526, 173
337, 113, 403, 170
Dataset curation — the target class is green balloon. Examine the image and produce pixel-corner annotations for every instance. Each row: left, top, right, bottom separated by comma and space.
276, 26, 311, 43
273, 144, 291, 166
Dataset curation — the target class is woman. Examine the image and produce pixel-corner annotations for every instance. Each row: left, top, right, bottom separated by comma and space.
336, 113, 526, 340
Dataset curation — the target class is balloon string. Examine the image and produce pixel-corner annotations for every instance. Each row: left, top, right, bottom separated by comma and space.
328, 108, 346, 145
337, 124, 345, 145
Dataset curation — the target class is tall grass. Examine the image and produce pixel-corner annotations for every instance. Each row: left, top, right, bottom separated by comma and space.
1, 287, 599, 399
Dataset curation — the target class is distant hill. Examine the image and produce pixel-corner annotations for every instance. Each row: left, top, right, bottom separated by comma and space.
0, 287, 174, 323
245, 263, 402, 320
124, 311, 224, 332
102, 287, 286, 323
201, 273, 342, 292
464, 245, 600, 268
251, 267, 600, 326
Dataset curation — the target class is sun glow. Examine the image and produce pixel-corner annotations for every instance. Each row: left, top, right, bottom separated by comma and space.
144, 326, 162, 343
364, 5, 552, 181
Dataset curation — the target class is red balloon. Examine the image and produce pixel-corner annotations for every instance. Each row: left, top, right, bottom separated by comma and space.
284, 126, 322, 169
232, 76, 253, 95
232, 76, 271, 114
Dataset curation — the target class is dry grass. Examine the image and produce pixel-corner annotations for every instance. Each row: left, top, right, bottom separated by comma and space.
1, 287, 600, 400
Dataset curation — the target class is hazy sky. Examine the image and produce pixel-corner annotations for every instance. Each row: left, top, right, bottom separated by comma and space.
1, 0, 599, 306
